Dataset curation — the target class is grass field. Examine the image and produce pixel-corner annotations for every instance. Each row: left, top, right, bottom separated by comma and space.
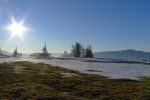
0, 61, 150, 100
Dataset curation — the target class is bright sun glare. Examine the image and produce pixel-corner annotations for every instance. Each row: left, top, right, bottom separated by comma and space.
7, 18, 27, 39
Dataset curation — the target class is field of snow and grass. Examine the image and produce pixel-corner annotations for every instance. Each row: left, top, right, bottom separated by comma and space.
1, 61, 150, 100
0, 57, 150, 80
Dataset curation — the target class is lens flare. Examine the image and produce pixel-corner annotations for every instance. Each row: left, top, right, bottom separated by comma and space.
7, 18, 27, 39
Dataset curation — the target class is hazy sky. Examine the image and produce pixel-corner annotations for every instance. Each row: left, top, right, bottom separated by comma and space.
0, 0, 150, 53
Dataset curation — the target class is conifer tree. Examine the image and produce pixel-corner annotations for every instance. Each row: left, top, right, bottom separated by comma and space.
85, 45, 93, 58
42, 42, 49, 57
71, 42, 82, 57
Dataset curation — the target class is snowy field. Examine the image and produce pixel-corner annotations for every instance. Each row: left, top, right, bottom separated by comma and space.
0, 57, 150, 80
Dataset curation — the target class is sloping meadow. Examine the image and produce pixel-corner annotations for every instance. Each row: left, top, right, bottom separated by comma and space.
0, 61, 150, 100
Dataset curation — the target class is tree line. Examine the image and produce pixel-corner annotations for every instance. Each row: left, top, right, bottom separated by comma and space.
62, 42, 93, 58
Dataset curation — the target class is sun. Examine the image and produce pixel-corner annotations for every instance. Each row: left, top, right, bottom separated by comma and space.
7, 18, 27, 39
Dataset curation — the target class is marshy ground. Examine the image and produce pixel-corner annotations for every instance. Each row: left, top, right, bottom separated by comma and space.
0, 61, 150, 100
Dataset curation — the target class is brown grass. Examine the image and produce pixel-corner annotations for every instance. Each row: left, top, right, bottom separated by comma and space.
0, 61, 149, 100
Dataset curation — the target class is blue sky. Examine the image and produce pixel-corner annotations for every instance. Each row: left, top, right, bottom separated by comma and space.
0, 0, 150, 53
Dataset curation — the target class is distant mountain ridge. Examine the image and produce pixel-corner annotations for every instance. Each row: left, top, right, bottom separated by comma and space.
94, 49, 150, 61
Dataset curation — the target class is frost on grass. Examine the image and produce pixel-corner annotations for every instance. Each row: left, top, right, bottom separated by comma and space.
0, 61, 150, 100
60, 72, 78, 77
